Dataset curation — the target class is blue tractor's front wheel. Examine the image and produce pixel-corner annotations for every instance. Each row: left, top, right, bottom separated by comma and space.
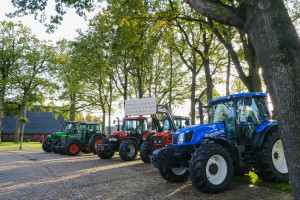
188, 143, 233, 193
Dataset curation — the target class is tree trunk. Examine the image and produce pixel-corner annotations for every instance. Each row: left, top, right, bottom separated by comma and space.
190, 70, 196, 125
138, 73, 143, 99
226, 54, 231, 95
247, 3, 300, 198
203, 59, 213, 101
108, 76, 112, 134
0, 88, 5, 143
70, 93, 76, 121
187, 0, 300, 198
13, 103, 26, 143
169, 47, 173, 110
102, 106, 106, 134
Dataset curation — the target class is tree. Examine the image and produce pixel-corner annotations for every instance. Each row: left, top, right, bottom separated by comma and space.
0, 21, 31, 143
55, 39, 89, 121
11, 37, 56, 142
186, 0, 300, 198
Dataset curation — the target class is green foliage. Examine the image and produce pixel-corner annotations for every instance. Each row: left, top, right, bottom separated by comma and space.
233, 172, 291, 192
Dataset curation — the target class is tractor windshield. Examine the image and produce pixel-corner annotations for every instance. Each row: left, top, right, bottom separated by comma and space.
163, 119, 171, 131
123, 119, 147, 133
64, 124, 73, 132
210, 100, 236, 140
237, 97, 270, 127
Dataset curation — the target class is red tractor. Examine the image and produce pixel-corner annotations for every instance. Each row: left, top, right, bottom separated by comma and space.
97, 116, 156, 161
140, 105, 190, 163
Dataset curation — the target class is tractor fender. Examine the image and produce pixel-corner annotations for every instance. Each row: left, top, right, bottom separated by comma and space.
124, 137, 139, 144
195, 137, 233, 154
89, 134, 106, 143
142, 130, 156, 141
89, 134, 106, 148
252, 122, 278, 151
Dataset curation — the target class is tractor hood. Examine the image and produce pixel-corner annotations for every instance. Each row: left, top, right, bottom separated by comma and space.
110, 130, 128, 136
172, 122, 226, 146
48, 131, 66, 140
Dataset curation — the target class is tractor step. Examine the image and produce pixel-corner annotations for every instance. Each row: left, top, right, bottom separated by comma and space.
243, 150, 260, 172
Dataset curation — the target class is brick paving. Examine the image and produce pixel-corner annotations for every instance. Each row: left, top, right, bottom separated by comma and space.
0, 148, 292, 200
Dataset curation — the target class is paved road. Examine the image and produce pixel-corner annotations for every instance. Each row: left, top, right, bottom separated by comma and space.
0, 148, 292, 200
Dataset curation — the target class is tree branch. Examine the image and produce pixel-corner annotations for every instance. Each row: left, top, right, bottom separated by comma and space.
185, 0, 245, 29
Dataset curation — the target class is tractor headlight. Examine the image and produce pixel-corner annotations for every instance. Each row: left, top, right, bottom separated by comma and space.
178, 133, 184, 144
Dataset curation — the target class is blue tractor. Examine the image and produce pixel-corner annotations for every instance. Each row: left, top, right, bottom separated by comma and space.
152, 92, 289, 193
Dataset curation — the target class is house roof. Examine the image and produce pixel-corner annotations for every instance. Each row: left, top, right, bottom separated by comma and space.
2, 110, 64, 134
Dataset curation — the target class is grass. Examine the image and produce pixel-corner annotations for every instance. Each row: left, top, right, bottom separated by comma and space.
0, 142, 42, 151
233, 172, 291, 192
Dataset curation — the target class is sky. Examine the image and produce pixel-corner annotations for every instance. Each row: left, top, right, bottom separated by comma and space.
0, 0, 226, 123
0, 0, 97, 43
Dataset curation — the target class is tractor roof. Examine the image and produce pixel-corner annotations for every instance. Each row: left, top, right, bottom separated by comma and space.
209, 92, 268, 104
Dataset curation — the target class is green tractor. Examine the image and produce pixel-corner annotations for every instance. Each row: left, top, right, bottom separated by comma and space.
56, 121, 106, 156
41, 121, 73, 153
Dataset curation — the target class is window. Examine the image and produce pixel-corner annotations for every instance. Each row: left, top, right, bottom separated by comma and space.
163, 119, 171, 131
210, 101, 236, 140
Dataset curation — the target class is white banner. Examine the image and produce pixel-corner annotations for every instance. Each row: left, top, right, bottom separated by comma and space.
125, 97, 156, 116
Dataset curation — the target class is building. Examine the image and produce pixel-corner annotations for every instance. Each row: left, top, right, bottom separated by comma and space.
1, 110, 64, 142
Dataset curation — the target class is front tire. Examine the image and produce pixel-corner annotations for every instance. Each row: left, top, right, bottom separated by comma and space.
119, 140, 138, 161
42, 141, 52, 152
159, 167, 189, 182
91, 135, 103, 154
256, 130, 289, 182
97, 138, 114, 159
189, 143, 233, 193
51, 139, 60, 153
66, 141, 81, 156
140, 140, 153, 163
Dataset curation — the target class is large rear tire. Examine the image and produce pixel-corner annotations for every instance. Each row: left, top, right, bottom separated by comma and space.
42, 141, 52, 152
119, 140, 138, 161
189, 143, 233, 193
140, 140, 153, 163
66, 141, 81, 156
97, 138, 114, 159
91, 135, 103, 154
256, 130, 289, 182
159, 167, 189, 182
51, 139, 60, 153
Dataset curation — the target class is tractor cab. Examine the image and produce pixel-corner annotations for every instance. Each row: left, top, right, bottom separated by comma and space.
122, 117, 148, 139
208, 93, 270, 145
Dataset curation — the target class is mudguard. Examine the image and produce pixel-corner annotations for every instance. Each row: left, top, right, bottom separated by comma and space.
253, 121, 277, 150
152, 145, 193, 172
142, 130, 156, 141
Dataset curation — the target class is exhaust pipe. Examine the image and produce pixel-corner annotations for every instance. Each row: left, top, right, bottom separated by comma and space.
195, 98, 204, 124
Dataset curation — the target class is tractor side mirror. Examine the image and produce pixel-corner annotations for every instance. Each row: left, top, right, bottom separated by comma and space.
113, 120, 116, 124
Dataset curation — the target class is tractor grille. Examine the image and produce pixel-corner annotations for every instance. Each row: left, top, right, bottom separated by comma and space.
108, 135, 119, 142
153, 136, 163, 145
173, 134, 179, 144
185, 131, 194, 143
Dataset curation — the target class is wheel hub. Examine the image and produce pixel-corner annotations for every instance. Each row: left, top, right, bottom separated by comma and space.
206, 155, 227, 185
127, 144, 135, 157
272, 139, 288, 173
209, 163, 219, 175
